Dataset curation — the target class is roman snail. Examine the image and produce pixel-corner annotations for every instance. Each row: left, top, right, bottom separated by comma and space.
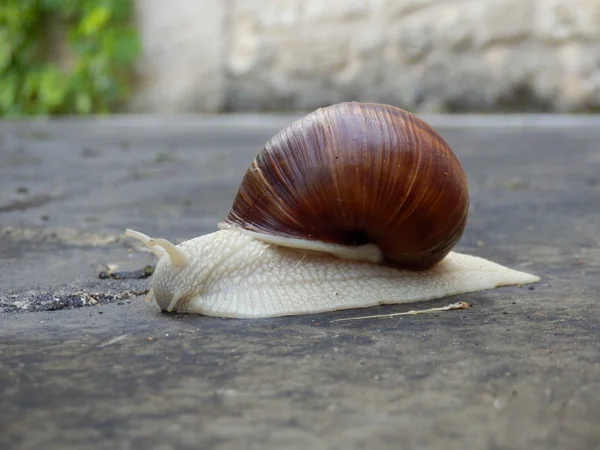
125, 102, 539, 318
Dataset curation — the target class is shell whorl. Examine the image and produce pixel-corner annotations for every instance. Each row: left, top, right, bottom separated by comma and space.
224, 102, 469, 270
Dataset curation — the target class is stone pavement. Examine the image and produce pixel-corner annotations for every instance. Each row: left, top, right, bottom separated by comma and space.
0, 115, 599, 449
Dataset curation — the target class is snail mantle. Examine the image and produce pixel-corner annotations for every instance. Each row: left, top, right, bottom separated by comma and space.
125, 102, 540, 318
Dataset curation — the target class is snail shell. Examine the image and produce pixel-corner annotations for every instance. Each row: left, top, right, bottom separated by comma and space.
124, 102, 539, 318
221, 102, 469, 270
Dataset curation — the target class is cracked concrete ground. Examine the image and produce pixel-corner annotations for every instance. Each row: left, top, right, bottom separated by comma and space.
0, 115, 599, 449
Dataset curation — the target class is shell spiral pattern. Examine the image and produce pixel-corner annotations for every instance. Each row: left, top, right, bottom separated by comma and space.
225, 102, 469, 270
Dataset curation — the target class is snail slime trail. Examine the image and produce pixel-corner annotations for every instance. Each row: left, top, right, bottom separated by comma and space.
125, 102, 540, 318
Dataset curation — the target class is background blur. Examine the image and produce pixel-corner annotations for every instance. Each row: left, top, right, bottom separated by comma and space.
2, 0, 600, 116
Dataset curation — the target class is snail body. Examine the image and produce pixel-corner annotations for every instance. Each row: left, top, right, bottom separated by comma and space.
125, 102, 539, 318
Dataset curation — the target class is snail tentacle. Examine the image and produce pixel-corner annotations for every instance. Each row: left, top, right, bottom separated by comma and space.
125, 228, 186, 268
144, 288, 155, 303
125, 228, 165, 258
148, 238, 187, 268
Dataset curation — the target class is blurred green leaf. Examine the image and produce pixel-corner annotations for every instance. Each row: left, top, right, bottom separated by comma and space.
103, 27, 140, 65
0, 70, 18, 112
14, 37, 39, 66
22, 71, 41, 98
1, 0, 139, 116
39, 67, 68, 109
76, 92, 92, 113
41, 0, 82, 18
79, 7, 110, 36
0, 31, 12, 72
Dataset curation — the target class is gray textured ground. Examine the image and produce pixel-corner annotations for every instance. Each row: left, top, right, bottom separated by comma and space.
0, 115, 599, 450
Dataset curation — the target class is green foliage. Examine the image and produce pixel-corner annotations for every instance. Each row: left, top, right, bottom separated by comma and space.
0, 0, 140, 116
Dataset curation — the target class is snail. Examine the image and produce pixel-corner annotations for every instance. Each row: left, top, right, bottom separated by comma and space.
125, 102, 539, 318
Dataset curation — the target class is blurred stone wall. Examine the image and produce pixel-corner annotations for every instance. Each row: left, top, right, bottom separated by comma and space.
131, 0, 600, 113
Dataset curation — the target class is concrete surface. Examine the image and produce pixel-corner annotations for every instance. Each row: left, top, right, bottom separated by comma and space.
0, 115, 599, 449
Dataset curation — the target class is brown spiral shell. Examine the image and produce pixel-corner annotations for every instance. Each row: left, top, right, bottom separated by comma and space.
224, 102, 469, 270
